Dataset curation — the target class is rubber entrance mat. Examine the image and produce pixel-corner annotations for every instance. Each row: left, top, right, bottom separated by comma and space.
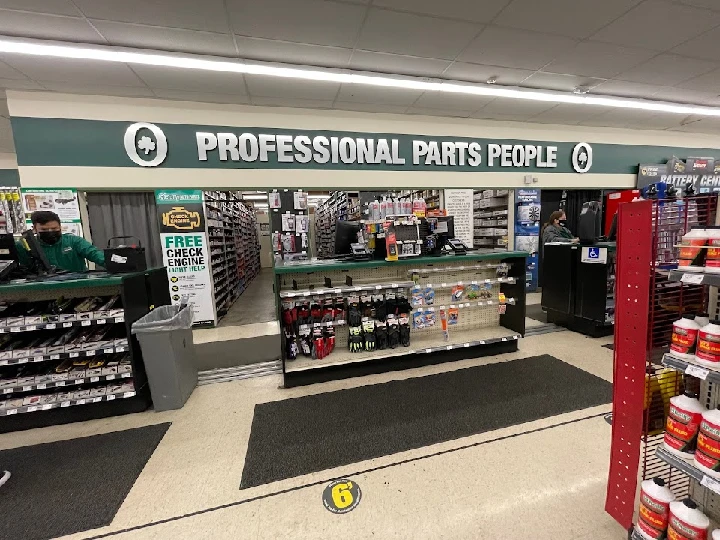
526, 303, 548, 323
0, 423, 170, 540
240, 355, 611, 489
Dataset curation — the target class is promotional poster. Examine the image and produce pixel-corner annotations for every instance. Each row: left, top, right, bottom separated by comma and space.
514, 189, 541, 292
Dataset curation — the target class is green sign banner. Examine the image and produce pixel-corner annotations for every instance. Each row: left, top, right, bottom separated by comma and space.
11, 117, 720, 175
154, 190, 204, 204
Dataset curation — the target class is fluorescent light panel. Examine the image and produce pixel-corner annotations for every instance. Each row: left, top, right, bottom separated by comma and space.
0, 37, 719, 118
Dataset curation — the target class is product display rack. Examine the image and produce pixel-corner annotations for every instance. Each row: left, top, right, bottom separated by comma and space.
270, 189, 313, 262
0, 187, 24, 234
605, 195, 720, 535
473, 190, 509, 250
275, 252, 526, 387
0, 268, 170, 433
204, 191, 261, 319
398, 189, 441, 211
314, 191, 361, 259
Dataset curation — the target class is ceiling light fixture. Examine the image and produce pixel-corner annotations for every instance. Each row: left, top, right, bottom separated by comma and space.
1, 37, 719, 118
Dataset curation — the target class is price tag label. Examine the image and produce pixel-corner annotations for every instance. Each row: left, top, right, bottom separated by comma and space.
50, 355, 60, 360
375, 285, 382, 290
123, 391, 135, 398
391, 283, 399, 288
37, 384, 46, 390
33, 356, 44, 363
27, 406, 38, 413
115, 317, 124, 323
6, 409, 17, 415
425, 348, 433, 353
10, 327, 21, 333
681, 273, 705, 284
464, 343, 471, 348
76, 399, 86, 405
74, 380, 83, 385
104, 349, 114, 354
2, 388, 11, 394
41, 404, 53, 410
90, 377, 99, 383
686, 364, 710, 380
25, 325, 37, 331
303, 292, 311, 297
61, 401, 70, 408
97, 319, 106, 325
56, 381, 65, 387
63, 322, 72, 328
22, 386, 31, 392
106, 394, 116, 401
106, 374, 115, 381
440, 283, 447, 288
333, 289, 341, 294
446, 345, 453, 351
91, 397, 102, 403
479, 341, 486, 345
86, 350, 95, 357
0, 360, 6, 366
702, 475, 720, 494
81, 320, 91, 327
46, 324, 56, 330
69, 352, 79, 358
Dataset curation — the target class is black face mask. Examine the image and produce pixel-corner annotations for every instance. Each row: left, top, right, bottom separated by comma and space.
558, 220, 567, 227
38, 231, 62, 245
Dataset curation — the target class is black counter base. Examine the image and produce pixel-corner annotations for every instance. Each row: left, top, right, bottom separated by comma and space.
283, 340, 518, 388
0, 388, 151, 434
546, 309, 613, 338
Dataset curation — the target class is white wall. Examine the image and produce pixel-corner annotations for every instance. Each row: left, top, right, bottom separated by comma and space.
0, 152, 17, 169
8, 91, 720, 191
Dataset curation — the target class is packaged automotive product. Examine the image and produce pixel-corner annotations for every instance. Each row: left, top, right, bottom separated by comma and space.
451, 284, 465, 301
713, 530, 720, 540
695, 406, 720, 479
705, 227, 720, 273
448, 307, 459, 325
635, 477, 675, 540
668, 499, 709, 540
696, 313, 711, 328
679, 228, 708, 272
424, 309, 436, 327
411, 286, 424, 307
696, 320, 720, 367
670, 315, 701, 360
424, 286, 435, 305
663, 390, 705, 459
413, 310, 425, 329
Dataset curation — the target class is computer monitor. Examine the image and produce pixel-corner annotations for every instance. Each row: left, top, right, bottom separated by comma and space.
20, 230, 54, 274
578, 201, 602, 244
334, 220, 362, 256
0, 234, 19, 281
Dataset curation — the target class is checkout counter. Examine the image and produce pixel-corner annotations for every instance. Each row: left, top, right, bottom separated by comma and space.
541, 242, 615, 337
0, 268, 170, 432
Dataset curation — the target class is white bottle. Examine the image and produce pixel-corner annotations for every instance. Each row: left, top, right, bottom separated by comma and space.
380, 198, 387, 220
706, 226, 720, 274
668, 499, 709, 540
696, 320, 720, 368
695, 406, 720, 479
696, 313, 711, 328
635, 477, 675, 540
679, 228, 708, 272
664, 390, 705, 459
671, 315, 701, 360
713, 529, 720, 540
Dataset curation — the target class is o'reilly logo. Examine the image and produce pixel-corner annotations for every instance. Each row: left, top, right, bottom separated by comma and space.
124, 122, 168, 167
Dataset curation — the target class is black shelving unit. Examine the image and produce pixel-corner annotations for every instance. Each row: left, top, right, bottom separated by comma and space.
473, 190, 509, 250
0, 268, 170, 432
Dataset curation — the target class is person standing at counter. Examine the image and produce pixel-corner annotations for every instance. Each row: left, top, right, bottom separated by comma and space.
17, 211, 105, 272
541, 211, 578, 246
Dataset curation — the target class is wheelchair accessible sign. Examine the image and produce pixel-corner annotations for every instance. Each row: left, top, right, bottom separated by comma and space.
581, 246, 607, 264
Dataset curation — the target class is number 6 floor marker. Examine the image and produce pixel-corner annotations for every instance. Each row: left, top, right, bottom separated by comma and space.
322, 479, 362, 514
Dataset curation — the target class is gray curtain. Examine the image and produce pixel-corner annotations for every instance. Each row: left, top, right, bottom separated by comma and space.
86, 192, 163, 268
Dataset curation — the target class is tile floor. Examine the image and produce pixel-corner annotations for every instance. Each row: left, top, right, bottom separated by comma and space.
0, 326, 621, 540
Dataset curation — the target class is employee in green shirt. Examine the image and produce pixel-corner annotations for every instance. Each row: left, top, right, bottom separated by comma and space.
17, 211, 105, 272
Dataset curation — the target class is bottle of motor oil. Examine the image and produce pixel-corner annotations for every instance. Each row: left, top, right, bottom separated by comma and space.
696, 313, 711, 329
668, 499, 709, 540
671, 315, 701, 360
712, 529, 720, 540
696, 320, 720, 367
635, 477, 675, 540
663, 390, 705, 459
695, 405, 720, 479
679, 227, 708, 272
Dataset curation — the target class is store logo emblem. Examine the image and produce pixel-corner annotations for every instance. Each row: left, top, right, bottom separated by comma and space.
124, 122, 168, 167
571, 142, 593, 174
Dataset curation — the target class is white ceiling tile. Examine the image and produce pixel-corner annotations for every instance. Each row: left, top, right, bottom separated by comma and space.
0, 78, 46, 91
228, 0, 366, 48
676, 68, 720, 92
591, 1, 720, 50
372, 0, 510, 23
357, 8, 482, 60
405, 106, 474, 118
0, 10, 103, 42
530, 103, 607, 124
494, 0, 642, 39
152, 89, 250, 105
335, 84, 422, 106
544, 41, 657, 78
592, 79, 662, 99
669, 118, 720, 134
577, 109, 681, 130
349, 51, 451, 77
442, 63, 534, 85
334, 101, 409, 114
250, 96, 335, 109
412, 91, 493, 112
74, 0, 230, 33
521, 72, 605, 92
477, 98, 557, 119
131, 65, 246, 94
617, 54, 718, 86
0, 0, 78, 16
0, 61, 25, 80
458, 26, 578, 70
91, 21, 237, 57
1, 56, 145, 86
652, 86, 720, 106
38, 82, 156, 98
245, 74, 340, 100
234, 37, 352, 68
678, 0, 720, 10
672, 27, 720, 61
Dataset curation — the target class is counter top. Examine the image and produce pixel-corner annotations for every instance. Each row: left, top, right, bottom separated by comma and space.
274, 251, 528, 274
0, 268, 163, 293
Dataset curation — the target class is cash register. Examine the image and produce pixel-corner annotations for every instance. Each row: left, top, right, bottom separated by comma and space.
0, 231, 56, 282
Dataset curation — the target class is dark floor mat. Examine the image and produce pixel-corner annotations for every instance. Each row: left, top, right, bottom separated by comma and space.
526, 303, 548, 323
602, 344, 614, 350
0, 423, 170, 540
240, 355, 611, 489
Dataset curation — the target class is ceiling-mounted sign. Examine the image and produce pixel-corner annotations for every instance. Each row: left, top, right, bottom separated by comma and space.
571, 143, 593, 173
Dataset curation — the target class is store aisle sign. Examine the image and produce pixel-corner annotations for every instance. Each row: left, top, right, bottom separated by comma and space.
156, 190, 215, 325
20, 188, 82, 236
581, 247, 607, 264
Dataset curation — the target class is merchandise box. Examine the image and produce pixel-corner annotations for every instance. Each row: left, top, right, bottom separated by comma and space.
108, 308, 124, 318
65, 342, 84, 353
1, 398, 23, 409
55, 391, 73, 403
118, 362, 132, 374
17, 375, 36, 386
105, 382, 125, 395
24, 315, 43, 325
88, 386, 107, 398
492, 210, 508, 216
29, 345, 48, 357
42, 314, 61, 323
69, 367, 87, 380
4, 317, 25, 327
75, 312, 93, 321
59, 314, 77, 322
38, 394, 57, 405
93, 310, 110, 319
86, 366, 103, 377
34, 372, 54, 385
0, 377, 18, 388
118, 381, 134, 393
51, 372, 69, 382
70, 388, 91, 400
101, 364, 119, 376
0, 350, 10, 360
496, 190, 509, 197
22, 395, 42, 406
11, 348, 32, 359
114, 337, 129, 348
